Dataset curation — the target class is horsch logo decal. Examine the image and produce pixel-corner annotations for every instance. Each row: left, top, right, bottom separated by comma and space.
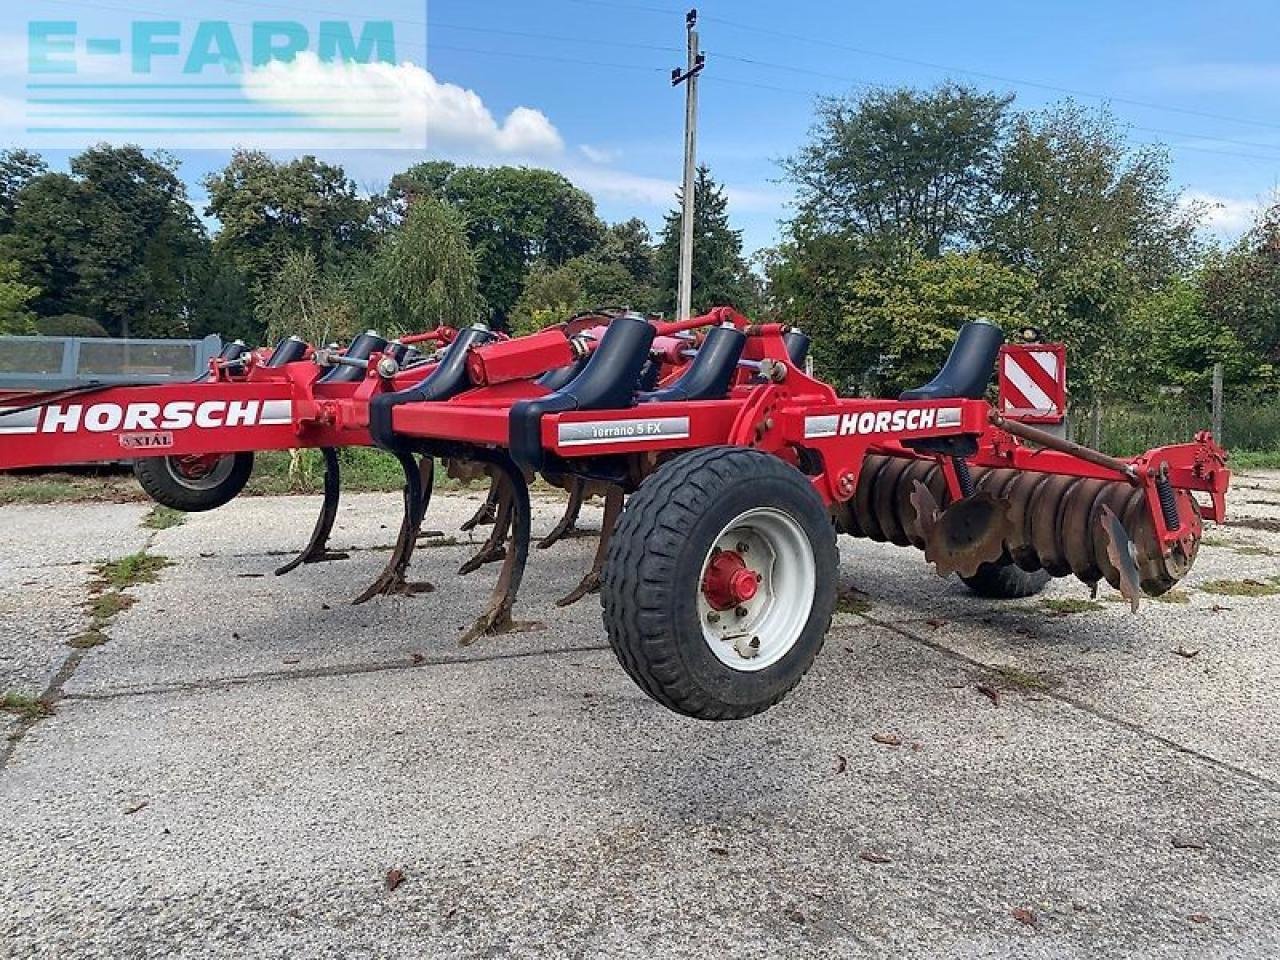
0, 400, 292, 435
804, 406, 962, 439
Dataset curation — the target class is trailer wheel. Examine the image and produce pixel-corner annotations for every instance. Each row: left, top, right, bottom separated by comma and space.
602, 447, 837, 720
959, 558, 1051, 599
133, 453, 254, 512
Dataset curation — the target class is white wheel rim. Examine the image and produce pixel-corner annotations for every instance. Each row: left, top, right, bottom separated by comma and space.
164, 455, 235, 492
697, 506, 816, 672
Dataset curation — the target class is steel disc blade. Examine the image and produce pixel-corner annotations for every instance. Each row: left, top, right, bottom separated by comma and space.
909, 479, 940, 543
1100, 503, 1143, 613
923, 492, 1013, 579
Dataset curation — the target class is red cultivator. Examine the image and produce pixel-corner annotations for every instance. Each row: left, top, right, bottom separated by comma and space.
0, 311, 1230, 719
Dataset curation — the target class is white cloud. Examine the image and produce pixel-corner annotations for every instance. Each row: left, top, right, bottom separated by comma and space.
1180, 190, 1270, 238
579, 143, 620, 164
243, 53, 563, 154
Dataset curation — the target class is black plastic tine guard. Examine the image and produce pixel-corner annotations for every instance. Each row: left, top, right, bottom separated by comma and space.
509, 313, 656, 472
368, 326, 494, 450
317, 332, 389, 384
639, 324, 746, 404
899, 319, 1004, 402
783, 330, 812, 367
266, 336, 308, 368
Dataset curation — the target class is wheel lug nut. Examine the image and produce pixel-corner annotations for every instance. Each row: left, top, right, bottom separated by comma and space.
734, 606, 748, 618
736, 542, 749, 553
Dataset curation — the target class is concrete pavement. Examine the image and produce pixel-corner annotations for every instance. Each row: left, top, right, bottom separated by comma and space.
2, 475, 1278, 958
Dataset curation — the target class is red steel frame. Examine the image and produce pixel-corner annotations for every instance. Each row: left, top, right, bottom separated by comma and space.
0, 310, 1230, 566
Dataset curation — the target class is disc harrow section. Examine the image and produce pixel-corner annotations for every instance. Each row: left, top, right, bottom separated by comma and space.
833, 454, 1199, 598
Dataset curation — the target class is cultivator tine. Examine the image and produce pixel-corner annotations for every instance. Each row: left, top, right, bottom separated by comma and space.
459, 471, 513, 574
352, 452, 436, 603
460, 455, 534, 646
556, 484, 624, 607
923, 492, 1014, 579
460, 478, 500, 532
275, 447, 349, 575
1100, 503, 1143, 613
538, 477, 586, 549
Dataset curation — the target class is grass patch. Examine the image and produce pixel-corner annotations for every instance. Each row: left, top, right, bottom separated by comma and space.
68, 629, 109, 649
1228, 544, 1276, 557
94, 552, 172, 590
0, 691, 53, 720
1152, 589, 1191, 604
1227, 450, 1280, 470
243, 449, 477, 497
1199, 578, 1280, 598
837, 589, 872, 615
142, 505, 186, 530
0, 468, 144, 505
70, 551, 172, 650
1041, 597, 1105, 615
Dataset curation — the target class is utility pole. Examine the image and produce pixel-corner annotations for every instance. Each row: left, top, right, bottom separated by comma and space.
671, 9, 704, 320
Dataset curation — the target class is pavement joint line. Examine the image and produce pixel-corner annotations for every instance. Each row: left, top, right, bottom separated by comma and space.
1, 529, 165, 772
55, 642, 615, 705
863, 612, 1280, 797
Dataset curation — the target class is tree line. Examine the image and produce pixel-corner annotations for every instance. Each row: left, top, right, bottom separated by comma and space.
0, 148, 755, 350
0, 81, 1277, 411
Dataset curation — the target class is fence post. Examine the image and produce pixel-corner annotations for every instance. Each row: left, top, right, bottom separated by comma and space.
1212, 362, 1224, 445
1090, 395, 1102, 450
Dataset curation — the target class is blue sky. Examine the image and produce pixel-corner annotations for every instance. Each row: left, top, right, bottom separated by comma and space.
4, 0, 1280, 252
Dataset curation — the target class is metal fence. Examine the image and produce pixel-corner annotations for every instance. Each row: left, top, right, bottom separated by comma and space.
0, 335, 223, 392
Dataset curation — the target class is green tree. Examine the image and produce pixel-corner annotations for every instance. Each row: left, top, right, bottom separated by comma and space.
256, 249, 361, 349
359, 197, 484, 334
0, 149, 47, 234
510, 255, 645, 336
984, 103, 1199, 401
388, 162, 603, 324
1199, 200, 1280, 374
4, 147, 209, 337
784, 84, 1012, 257
205, 150, 374, 297
0, 259, 40, 334
655, 165, 755, 316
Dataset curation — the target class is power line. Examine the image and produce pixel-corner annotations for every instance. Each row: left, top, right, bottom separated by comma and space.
565, 0, 1280, 134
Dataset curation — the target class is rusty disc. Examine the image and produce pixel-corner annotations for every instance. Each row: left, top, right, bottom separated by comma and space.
873, 456, 917, 547
923, 492, 1013, 579
1027, 474, 1079, 577
1003, 471, 1049, 573
1060, 478, 1112, 584
854, 455, 892, 542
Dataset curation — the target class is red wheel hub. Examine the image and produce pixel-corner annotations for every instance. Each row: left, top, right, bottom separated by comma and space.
702, 550, 760, 611
172, 454, 222, 480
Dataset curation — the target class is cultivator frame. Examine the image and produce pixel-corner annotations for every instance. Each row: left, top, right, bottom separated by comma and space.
0, 308, 1231, 719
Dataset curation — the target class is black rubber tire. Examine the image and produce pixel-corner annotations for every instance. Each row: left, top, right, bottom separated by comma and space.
960, 558, 1051, 599
133, 453, 254, 512
601, 446, 838, 720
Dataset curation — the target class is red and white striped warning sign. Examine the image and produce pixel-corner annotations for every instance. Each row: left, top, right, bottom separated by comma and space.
998, 344, 1067, 423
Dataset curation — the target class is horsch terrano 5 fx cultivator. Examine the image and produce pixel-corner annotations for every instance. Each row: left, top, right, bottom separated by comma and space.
0, 311, 1231, 719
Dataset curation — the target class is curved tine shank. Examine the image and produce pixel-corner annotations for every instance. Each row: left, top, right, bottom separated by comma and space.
556, 484, 624, 607
352, 451, 436, 604
460, 456, 534, 646
459, 472, 513, 575
276, 447, 349, 575
538, 477, 586, 550
460, 477, 500, 532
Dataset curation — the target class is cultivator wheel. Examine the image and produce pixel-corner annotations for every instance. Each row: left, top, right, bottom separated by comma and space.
602, 447, 838, 720
132, 452, 254, 513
